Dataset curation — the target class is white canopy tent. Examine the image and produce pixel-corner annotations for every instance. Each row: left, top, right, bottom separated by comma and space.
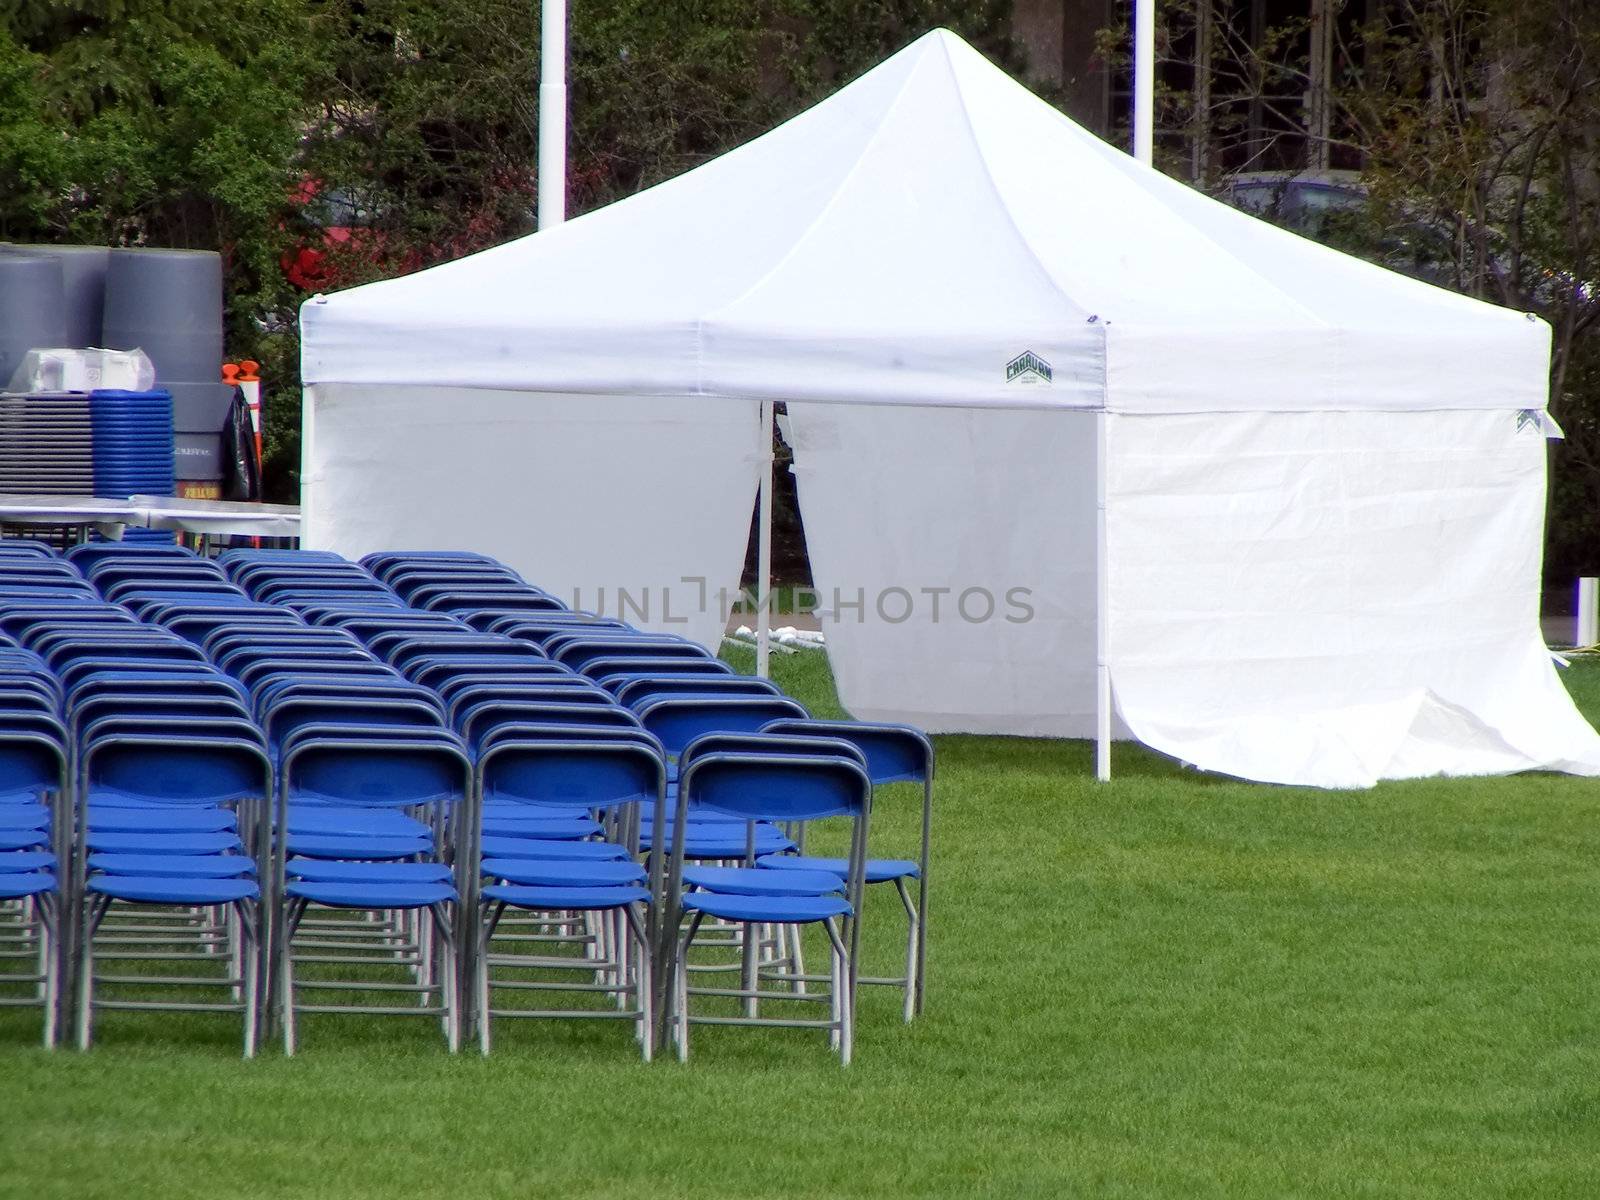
300, 29, 1600, 789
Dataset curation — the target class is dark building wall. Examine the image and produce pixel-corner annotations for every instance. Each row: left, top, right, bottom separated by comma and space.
1013, 0, 1118, 137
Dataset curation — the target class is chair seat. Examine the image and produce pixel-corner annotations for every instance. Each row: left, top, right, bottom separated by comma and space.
88, 806, 237, 833
684, 865, 844, 897
287, 859, 452, 884
681, 891, 851, 924
84, 830, 243, 856
286, 879, 456, 909
90, 786, 252, 810
757, 854, 921, 884
0, 850, 55, 874
638, 800, 741, 825
0, 807, 48, 833
641, 826, 797, 858
0, 872, 55, 899
88, 874, 258, 905
284, 833, 432, 861
482, 883, 648, 911
481, 858, 645, 887
285, 806, 430, 838
480, 815, 603, 840
478, 835, 628, 861
481, 800, 593, 818
88, 853, 254, 878
0, 829, 47, 852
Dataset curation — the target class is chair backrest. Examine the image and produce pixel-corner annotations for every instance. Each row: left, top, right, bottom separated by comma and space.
0, 729, 67, 796
579, 655, 734, 682
404, 655, 564, 692
280, 728, 469, 809
251, 676, 443, 716
477, 735, 665, 812
83, 729, 269, 807
760, 717, 933, 785
71, 692, 252, 734
384, 635, 543, 669
418, 589, 566, 614
613, 675, 782, 708
637, 695, 810, 758
548, 635, 710, 670
66, 669, 248, 708
430, 668, 581, 707
457, 699, 641, 750
677, 735, 871, 825
236, 659, 399, 692
489, 614, 630, 643
442, 681, 609, 724
66, 542, 195, 566
168, 610, 306, 645
0, 539, 57, 559
216, 642, 374, 677
321, 613, 467, 643
262, 694, 445, 746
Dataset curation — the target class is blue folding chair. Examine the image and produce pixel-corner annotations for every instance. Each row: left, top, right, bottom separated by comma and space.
74, 724, 270, 1055
273, 727, 472, 1053
665, 735, 871, 1064
0, 716, 66, 1046
759, 718, 934, 1020
472, 733, 665, 1056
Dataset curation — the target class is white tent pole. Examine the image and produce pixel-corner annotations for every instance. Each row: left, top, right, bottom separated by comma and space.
538, 0, 568, 229
1095, 409, 1112, 781
300, 382, 317, 547
756, 400, 774, 678
1133, 0, 1156, 166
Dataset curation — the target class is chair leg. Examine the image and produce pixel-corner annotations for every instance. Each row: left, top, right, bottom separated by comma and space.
895, 877, 919, 1023
740, 920, 760, 1019
824, 917, 852, 1067
75, 894, 110, 1052
624, 904, 653, 1062
914, 871, 928, 1018
673, 912, 704, 1063
38, 895, 58, 1050
280, 899, 305, 1056
787, 922, 808, 996
240, 902, 259, 1060
432, 904, 459, 1053
478, 902, 503, 1056
228, 906, 244, 1005
828, 926, 842, 1054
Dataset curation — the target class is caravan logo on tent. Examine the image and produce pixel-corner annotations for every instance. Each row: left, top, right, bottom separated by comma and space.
1006, 351, 1053, 385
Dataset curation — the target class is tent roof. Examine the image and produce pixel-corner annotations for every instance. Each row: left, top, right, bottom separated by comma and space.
302, 29, 1549, 412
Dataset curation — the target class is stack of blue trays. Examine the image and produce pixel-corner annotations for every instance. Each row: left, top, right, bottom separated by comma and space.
89, 389, 176, 544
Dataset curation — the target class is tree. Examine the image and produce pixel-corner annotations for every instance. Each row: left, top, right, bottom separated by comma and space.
1, 2, 1020, 501
1117, 0, 1600, 585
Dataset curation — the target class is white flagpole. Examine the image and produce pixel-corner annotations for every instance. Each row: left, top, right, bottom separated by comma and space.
1134, 0, 1155, 166
538, 0, 568, 229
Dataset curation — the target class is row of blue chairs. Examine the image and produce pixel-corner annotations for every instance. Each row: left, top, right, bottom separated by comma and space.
0, 540, 932, 1063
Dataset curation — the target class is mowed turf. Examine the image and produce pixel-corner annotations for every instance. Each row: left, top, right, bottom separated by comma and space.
3, 647, 1599, 1199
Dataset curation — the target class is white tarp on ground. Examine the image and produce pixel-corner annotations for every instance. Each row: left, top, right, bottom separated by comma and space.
301, 28, 1600, 788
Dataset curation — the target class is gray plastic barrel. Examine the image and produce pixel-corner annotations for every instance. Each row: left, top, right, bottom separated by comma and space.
0, 255, 68, 387
7, 245, 110, 347
101, 248, 223, 384
166, 380, 235, 480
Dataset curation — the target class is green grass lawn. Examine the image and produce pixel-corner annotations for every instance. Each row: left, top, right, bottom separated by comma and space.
4, 649, 1600, 1198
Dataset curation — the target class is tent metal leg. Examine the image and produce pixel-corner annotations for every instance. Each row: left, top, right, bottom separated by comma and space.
756, 398, 774, 679
1095, 410, 1111, 782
